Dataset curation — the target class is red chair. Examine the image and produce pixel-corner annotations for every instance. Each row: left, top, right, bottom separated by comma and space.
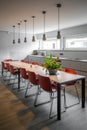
1, 61, 7, 72
4, 63, 14, 84
25, 71, 39, 100
64, 68, 80, 109
4, 59, 12, 61
9, 65, 19, 88
1, 59, 12, 77
6, 63, 10, 72
5, 63, 11, 79
21, 60, 30, 64
32, 61, 39, 65
9, 65, 19, 76
20, 68, 28, 89
35, 74, 58, 118
20, 68, 28, 80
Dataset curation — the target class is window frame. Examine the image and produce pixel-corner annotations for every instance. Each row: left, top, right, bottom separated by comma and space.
39, 37, 61, 50
64, 34, 87, 51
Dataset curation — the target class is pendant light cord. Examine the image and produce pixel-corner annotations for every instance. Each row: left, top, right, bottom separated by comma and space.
42, 11, 46, 35
58, 6, 60, 31
18, 23, 20, 38
44, 12, 45, 34
13, 25, 15, 39
57, 4, 61, 32
33, 17, 34, 36
24, 20, 27, 37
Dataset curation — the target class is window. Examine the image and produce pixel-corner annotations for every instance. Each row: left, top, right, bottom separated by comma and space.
65, 37, 87, 50
40, 38, 60, 50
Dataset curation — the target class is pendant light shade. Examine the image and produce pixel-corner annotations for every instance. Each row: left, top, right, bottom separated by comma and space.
32, 16, 36, 42
18, 23, 21, 43
57, 31, 61, 39
42, 11, 46, 41
12, 25, 15, 44
24, 20, 27, 43
56, 3, 61, 39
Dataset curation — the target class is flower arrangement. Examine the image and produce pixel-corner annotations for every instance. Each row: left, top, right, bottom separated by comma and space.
43, 54, 62, 75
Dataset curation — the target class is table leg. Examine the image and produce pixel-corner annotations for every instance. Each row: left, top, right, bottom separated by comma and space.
18, 69, 20, 89
57, 84, 61, 120
2, 66, 3, 76
82, 78, 85, 108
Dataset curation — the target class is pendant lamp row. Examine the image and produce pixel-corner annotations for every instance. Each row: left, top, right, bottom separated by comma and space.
12, 3, 61, 44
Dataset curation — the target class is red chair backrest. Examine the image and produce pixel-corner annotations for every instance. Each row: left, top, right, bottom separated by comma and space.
6, 63, 10, 71
21, 60, 30, 64
64, 68, 77, 86
1, 62, 7, 69
65, 68, 77, 74
4, 59, 12, 61
28, 71, 38, 85
9, 65, 16, 75
25, 60, 30, 64
20, 68, 28, 79
2, 59, 12, 70
32, 62, 39, 65
38, 74, 52, 92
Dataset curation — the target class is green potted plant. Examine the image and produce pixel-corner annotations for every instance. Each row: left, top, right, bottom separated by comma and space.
43, 54, 62, 75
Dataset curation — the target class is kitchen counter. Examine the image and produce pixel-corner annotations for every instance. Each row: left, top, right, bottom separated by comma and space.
60, 58, 87, 62
30, 55, 45, 58
29, 55, 87, 63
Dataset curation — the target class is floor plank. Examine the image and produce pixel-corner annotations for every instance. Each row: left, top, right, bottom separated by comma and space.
0, 78, 87, 130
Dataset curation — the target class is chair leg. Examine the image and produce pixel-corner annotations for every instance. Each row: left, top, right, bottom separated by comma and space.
25, 81, 30, 97
25, 81, 33, 97
75, 85, 80, 103
65, 85, 80, 109
34, 90, 51, 107
34, 86, 40, 106
63, 88, 66, 112
11, 75, 18, 89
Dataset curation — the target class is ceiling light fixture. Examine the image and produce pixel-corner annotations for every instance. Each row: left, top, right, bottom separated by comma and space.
18, 22, 21, 43
12, 25, 15, 44
24, 20, 27, 43
56, 3, 61, 39
42, 11, 46, 41
32, 16, 36, 42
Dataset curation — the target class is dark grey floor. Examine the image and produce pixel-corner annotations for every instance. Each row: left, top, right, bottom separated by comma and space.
1, 75, 87, 130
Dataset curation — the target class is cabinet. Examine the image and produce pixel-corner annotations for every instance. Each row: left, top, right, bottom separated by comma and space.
28, 55, 45, 65
61, 59, 81, 71
61, 59, 87, 87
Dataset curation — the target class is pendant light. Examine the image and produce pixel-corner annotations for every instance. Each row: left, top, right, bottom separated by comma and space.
24, 20, 27, 43
56, 3, 61, 39
42, 11, 46, 41
32, 16, 35, 42
18, 22, 21, 43
12, 25, 15, 44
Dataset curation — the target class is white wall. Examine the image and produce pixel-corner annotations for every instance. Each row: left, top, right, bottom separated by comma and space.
0, 31, 39, 63
36, 24, 87, 60
1, 24, 87, 65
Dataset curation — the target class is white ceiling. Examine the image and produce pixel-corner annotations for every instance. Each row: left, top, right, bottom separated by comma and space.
0, 0, 87, 34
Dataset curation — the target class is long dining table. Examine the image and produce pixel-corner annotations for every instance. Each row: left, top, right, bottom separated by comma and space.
3, 61, 86, 120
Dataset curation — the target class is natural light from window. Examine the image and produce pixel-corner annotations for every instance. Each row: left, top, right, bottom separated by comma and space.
40, 38, 60, 50
65, 37, 87, 50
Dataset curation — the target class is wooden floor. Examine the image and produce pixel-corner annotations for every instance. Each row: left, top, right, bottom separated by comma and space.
0, 77, 87, 130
